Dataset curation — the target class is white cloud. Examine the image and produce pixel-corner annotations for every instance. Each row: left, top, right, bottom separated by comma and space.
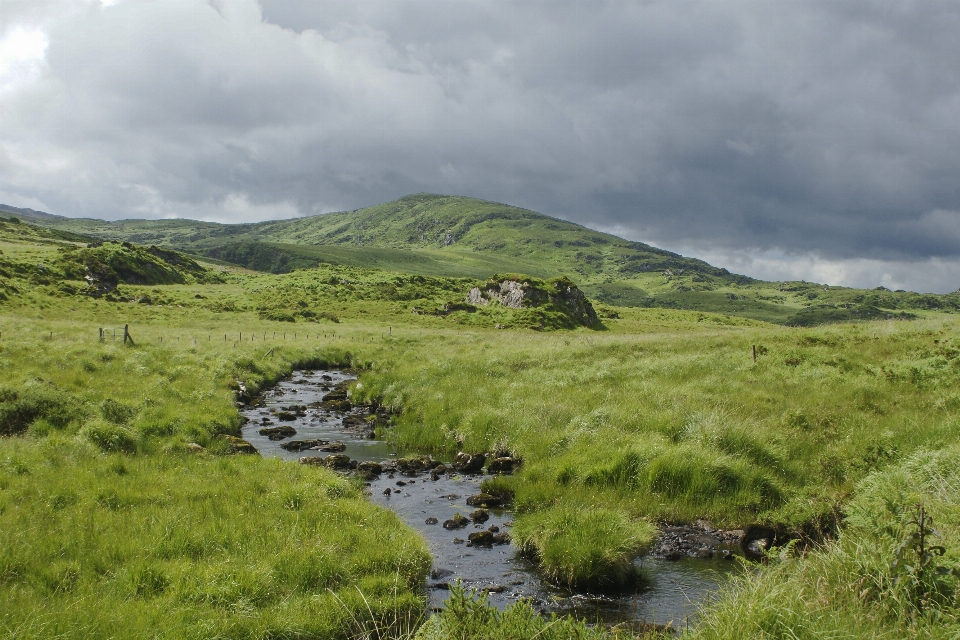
0, 26, 48, 94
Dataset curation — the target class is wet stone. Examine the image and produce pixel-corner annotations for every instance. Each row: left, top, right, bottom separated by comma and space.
425, 517, 439, 525
451, 452, 486, 473
443, 514, 470, 530
470, 509, 490, 523
259, 425, 296, 440
280, 439, 326, 452
466, 493, 504, 507
468, 531, 494, 546
312, 441, 346, 452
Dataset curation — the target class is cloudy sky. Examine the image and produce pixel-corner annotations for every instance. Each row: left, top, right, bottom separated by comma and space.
2, 0, 960, 292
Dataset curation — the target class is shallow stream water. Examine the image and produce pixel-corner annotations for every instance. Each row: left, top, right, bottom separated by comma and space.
240, 370, 740, 629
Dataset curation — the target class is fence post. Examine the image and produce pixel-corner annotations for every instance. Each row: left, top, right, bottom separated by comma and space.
99, 328, 104, 341
123, 324, 134, 345
752, 344, 757, 362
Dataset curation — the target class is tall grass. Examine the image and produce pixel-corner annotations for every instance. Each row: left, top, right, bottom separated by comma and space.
688, 445, 960, 639
0, 436, 429, 638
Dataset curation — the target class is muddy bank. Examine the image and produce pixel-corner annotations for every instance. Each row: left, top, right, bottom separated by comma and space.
239, 369, 742, 628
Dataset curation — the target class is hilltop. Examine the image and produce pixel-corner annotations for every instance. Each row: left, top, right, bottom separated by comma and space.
13, 194, 960, 325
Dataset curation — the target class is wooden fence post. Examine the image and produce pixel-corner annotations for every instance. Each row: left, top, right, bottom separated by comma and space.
99, 328, 104, 341
123, 324, 134, 345
752, 344, 757, 362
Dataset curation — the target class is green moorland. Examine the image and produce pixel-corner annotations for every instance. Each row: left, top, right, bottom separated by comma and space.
18, 194, 960, 325
2, 216, 960, 637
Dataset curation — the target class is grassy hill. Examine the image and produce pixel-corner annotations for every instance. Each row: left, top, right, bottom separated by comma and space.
13, 193, 960, 325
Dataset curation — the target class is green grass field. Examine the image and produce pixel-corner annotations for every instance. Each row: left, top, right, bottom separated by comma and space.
2, 216, 960, 637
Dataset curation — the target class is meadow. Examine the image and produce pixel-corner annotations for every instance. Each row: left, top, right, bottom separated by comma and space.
2, 219, 960, 637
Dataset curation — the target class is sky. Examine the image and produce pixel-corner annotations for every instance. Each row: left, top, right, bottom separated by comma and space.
2, 0, 960, 292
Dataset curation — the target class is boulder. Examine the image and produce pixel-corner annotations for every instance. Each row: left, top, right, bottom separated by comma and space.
220, 435, 259, 455
442, 513, 470, 530
741, 525, 776, 560
470, 509, 490, 523
491, 532, 511, 545
425, 517, 439, 525
467, 531, 494, 546
281, 439, 326, 451
451, 452, 486, 474
396, 455, 436, 474
276, 411, 297, 422
259, 425, 296, 440
466, 493, 504, 507
356, 461, 382, 475
313, 441, 346, 452
323, 454, 354, 470
487, 457, 517, 474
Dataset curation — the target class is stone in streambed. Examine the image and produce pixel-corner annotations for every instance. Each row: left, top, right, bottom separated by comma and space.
357, 461, 382, 475
467, 531, 494, 546
491, 532, 511, 545
466, 493, 504, 507
312, 441, 346, 452
281, 439, 325, 451
470, 509, 489, 523
451, 452, 486, 473
443, 513, 469, 530
486, 457, 518, 474
300, 454, 354, 470
425, 517, 439, 525
259, 425, 296, 440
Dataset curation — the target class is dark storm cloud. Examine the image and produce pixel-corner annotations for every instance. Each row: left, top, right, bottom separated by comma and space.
3, 0, 960, 290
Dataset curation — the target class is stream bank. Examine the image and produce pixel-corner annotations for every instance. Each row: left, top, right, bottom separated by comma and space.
239, 369, 743, 629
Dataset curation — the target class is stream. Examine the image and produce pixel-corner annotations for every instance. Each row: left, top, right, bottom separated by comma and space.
240, 370, 741, 630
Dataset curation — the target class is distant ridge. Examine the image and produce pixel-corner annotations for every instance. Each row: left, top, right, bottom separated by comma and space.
12, 193, 960, 324
0, 203, 63, 220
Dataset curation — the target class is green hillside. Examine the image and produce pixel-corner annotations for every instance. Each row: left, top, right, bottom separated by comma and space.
17, 194, 960, 325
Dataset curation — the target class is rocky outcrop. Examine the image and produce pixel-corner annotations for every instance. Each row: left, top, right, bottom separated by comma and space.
465, 276, 598, 326
467, 280, 528, 309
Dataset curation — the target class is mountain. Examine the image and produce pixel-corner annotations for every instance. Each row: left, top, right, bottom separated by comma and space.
0, 203, 64, 220
11, 194, 960, 324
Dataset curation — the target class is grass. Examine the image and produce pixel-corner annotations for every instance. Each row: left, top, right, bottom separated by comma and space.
0, 438, 429, 638
5, 218, 960, 636
688, 445, 960, 639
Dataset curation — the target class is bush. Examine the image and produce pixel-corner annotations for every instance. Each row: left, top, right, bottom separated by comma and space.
80, 420, 138, 453
0, 384, 84, 436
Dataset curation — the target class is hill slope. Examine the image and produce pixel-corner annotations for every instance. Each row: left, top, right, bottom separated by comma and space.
14, 194, 960, 324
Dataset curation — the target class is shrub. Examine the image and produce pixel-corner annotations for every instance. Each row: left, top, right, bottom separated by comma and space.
0, 384, 84, 436
80, 420, 138, 453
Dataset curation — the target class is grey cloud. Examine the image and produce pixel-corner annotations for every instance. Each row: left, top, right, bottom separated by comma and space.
2, 0, 960, 290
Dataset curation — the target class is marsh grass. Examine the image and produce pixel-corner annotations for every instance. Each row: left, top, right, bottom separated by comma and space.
0, 436, 429, 639
688, 446, 960, 639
